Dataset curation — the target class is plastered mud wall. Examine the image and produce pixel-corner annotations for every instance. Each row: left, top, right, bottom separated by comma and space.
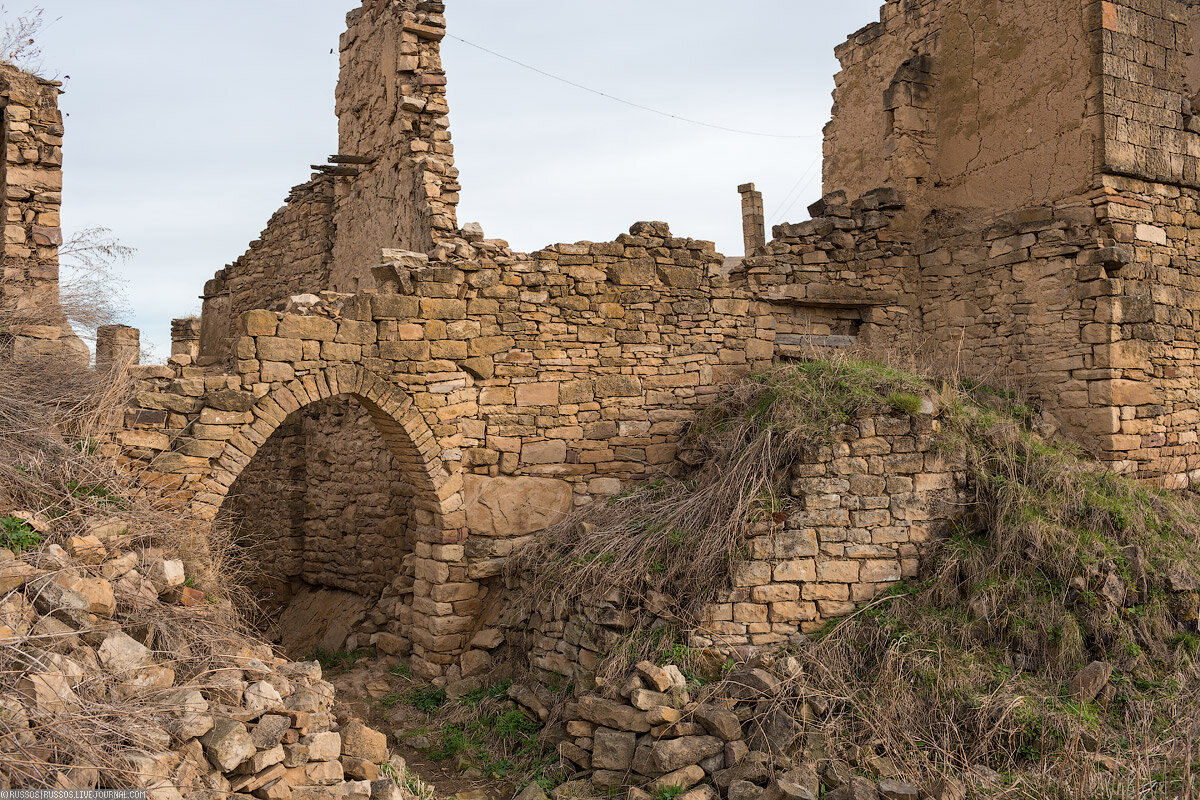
824, 0, 1101, 216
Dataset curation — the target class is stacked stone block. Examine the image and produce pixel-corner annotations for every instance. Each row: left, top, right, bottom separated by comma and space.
513, 404, 966, 683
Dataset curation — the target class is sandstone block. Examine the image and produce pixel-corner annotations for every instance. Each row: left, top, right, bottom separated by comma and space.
463, 474, 573, 536
302, 731, 341, 762
200, 717, 256, 772
591, 726, 637, 771
340, 720, 388, 764
576, 695, 651, 732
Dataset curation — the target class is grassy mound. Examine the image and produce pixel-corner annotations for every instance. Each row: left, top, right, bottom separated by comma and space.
514, 357, 1200, 798
509, 358, 931, 618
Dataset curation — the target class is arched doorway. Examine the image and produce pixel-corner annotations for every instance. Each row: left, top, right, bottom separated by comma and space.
223, 393, 417, 659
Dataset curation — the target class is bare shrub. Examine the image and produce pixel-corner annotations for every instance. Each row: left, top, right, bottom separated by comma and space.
0, 5, 49, 73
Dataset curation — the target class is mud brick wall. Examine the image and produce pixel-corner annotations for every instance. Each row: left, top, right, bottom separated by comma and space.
511, 405, 967, 683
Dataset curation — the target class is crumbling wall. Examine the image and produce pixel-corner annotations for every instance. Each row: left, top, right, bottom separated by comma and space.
199, 177, 335, 363
0, 63, 85, 360
509, 404, 967, 683
740, 187, 914, 356
824, 0, 1101, 217
331, 0, 459, 292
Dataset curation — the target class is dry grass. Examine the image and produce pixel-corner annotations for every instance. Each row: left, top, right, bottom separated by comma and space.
513, 356, 1200, 798
0, 308, 273, 790
507, 357, 930, 621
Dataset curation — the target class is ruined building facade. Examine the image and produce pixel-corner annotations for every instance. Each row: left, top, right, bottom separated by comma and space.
2, 0, 1194, 676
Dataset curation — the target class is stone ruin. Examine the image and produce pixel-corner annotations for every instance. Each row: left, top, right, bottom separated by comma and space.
8, 0, 1200, 679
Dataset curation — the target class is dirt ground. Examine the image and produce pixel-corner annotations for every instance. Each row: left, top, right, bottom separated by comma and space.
325, 652, 523, 800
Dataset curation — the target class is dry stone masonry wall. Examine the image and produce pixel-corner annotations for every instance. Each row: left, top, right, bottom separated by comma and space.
87, 0, 1200, 679
510, 405, 967, 684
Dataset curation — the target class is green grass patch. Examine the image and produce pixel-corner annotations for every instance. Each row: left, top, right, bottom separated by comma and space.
0, 516, 39, 554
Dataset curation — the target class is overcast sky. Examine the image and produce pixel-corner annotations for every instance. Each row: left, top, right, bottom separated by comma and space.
37, 1, 882, 356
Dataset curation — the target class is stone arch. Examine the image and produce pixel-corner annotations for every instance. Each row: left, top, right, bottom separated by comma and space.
188, 364, 470, 678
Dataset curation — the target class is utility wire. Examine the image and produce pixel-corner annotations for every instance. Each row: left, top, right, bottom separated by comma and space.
446, 34, 818, 141
768, 150, 822, 224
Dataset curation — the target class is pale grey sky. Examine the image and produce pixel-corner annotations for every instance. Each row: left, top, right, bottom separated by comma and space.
38, 1, 882, 356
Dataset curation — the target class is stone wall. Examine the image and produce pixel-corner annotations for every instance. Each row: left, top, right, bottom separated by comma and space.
299, 398, 413, 597
0, 62, 85, 361
509, 404, 967, 684
1101, 0, 1200, 187
199, 177, 335, 363
824, 0, 1101, 217
331, 0, 459, 290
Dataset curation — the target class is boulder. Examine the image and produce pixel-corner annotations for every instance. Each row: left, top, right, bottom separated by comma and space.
305, 759, 345, 786
16, 672, 79, 713
148, 559, 186, 592
97, 632, 154, 674
302, 731, 341, 762
649, 735, 724, 773
245, 681, 283, 714
635, 661, 673, 692
650, 765, 705, 793
577, 695, 651, 732
592, 727, 637, 771
823, 778, 879, 800
0, 558, 35, 593
694, 704, 743, 741
73, 577, 116, 617
878, 779, 920, 800
252, 714, 292, 749
729, 781, 764, 800
724, 668, 780, 700
762, 778, 816, 800
340, 721, 388, 763
746, 702, 800, 756
370, 779, 406, 800
65, 535, 107, 564
200, 718, 256, 772
1069, 661, 1112, 702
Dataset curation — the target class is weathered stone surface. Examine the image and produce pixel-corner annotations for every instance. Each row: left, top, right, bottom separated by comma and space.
694, 704, 743, 741
1069, 661, 1112, 702
97, 632, 154, 675
463, 474, 573, 536
762, 778, 816, 800
591, 726, 637, 771
648, 735, 724, 773
577, 695, 651, 732
340, 721, 387, 763
877, 779, 920, 800
302, 731, 341, 762
200, 717, 256, 772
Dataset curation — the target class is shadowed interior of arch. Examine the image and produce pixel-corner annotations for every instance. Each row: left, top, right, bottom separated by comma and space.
219, 392, 422, 659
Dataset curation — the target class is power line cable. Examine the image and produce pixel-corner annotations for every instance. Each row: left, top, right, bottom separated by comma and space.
768, 150, 822, 223
446, 34, 818, 141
